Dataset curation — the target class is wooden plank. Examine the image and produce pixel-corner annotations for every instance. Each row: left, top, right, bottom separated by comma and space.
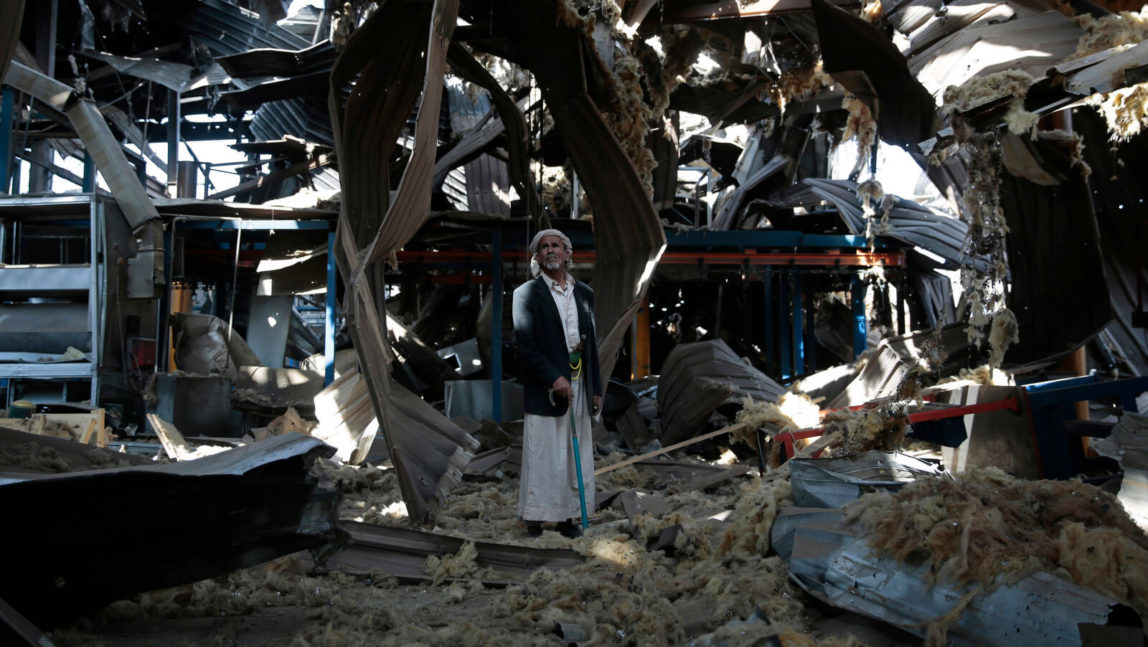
147, 413, 193, 461
595, 422, 749, 476
79, 419, 97, 445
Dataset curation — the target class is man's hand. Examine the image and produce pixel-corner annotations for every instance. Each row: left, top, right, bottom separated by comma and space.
552, 376, 574, 401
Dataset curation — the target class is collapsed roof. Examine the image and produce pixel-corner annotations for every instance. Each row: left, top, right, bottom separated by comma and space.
3, 0, 1148, 522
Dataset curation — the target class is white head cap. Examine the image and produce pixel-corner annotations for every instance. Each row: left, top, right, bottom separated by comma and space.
528, 228, 572, 255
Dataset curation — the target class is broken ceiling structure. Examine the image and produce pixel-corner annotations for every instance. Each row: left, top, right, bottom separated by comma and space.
3, 0, 1148, 643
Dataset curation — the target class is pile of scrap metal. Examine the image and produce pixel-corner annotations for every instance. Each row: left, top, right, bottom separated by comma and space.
773, 451, 1148, 646
4, 6, 1148, 643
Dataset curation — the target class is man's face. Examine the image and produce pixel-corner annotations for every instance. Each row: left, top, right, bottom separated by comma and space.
536, 235, 570, 271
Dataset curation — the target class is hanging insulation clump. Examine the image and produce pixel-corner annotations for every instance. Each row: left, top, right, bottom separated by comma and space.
1068, 6, 1148, 61
942, 71, 1039, 138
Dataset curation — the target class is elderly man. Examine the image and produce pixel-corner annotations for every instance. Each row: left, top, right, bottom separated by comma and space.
512, 229, 602, 538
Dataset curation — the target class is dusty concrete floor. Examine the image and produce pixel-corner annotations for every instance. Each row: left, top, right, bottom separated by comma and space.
45, 454, 920, 647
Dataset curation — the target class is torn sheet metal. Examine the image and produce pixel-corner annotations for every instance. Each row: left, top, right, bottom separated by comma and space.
217, 41, 335, 80
79, 50, 195, 92
773, 507, 1125, 646
327, 0, 476, 523
811, 0, 938, 147
4, 62, 158, 231
313, 369, 379, 464
827, 324, 977, 408
795, 178, 984, 271
999, 135, 1113, 369
1061, 40, 1148, 97
711, 155, 790, 230
233, 366, 324, 411
502, 0, 666, 385
1076, 109, 1148, 376
447, 42, 542, 223
0, 0, 23, 82
789, 451, 943, 509
658, 340, 786, 445
463, 445, 522, 478
321, 520, 582, 585
910, 11, 1081, 99
1092, 411, 1148, 531
0, 433, 342, 625
350, 0, 459, 269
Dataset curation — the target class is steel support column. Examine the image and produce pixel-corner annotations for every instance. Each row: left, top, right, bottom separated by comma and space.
804, 283, 817, 374
0, 87, 13, 193
491, 227, 503, 422
81, 153, 95, 192
851, 275, 867, 358
779, 271, 791, 380
324, 231, 337, 386
764, 268, 775, 375
792, 272, 804, 377
166, 90, 180, 197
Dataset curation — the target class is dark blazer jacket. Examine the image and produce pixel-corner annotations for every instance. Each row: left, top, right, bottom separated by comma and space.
512, 275, 602, 417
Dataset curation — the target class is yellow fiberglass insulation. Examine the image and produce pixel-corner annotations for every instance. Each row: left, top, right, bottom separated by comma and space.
943, 71, 1039, 138
987, 307, 1019, 368
860, 0, 884, 22
842, 94, 878, 178
61, 556, 410, 647
424, 541, 482, 585
801, 403, 912, 460
957, 133, 1011, 351
844, 468, 1148, 618
718, 474, 794, 557
768, 63, 835, 114
735, 393, 821, 447
1088, 82, 1148, 141
502, 546, 691, 645
1069, 6, 1148, 60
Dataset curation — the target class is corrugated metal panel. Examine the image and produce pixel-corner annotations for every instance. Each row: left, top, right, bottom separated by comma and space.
657, 339, 786, 445
447, 44, 542, 223
998, 138, 1113, 368
909, 11, 1081, 99
504, 0, 667, 385
796, 178, 984, 271
1076, 107, 1148, 375
0, 431, 341, 625
0, 0, 24, 82
329, 0, 478, 526
811, 0, 939, 148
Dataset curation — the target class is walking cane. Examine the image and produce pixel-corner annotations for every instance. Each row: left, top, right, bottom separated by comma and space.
570, 406, 590, 529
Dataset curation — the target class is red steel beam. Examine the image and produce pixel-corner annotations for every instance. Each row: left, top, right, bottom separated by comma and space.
775, 397, 1020, 458
396, 249, 905, 267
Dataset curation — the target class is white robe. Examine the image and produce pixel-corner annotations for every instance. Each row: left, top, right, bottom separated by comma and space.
518, 375, 595, 522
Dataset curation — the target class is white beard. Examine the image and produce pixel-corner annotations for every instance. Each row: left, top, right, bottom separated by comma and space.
544, 259, 561, 270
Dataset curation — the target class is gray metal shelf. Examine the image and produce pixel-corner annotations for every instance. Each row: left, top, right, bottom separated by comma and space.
0, 194, 105, 406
